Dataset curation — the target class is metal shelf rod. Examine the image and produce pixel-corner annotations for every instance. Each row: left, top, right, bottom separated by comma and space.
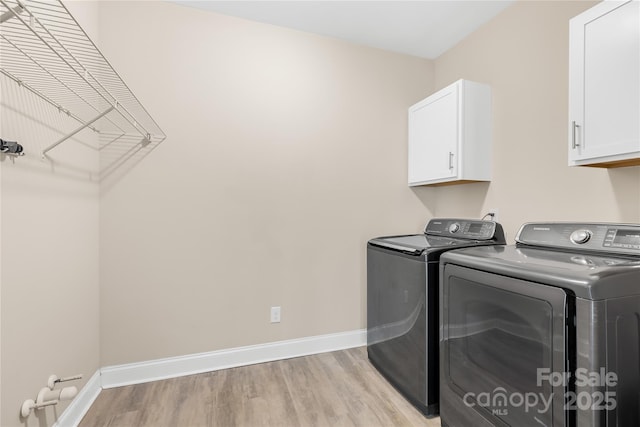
0, 0, 165, 168
42, 105, 114, 157
0, 1, 21, 23
0, 0, 152, 140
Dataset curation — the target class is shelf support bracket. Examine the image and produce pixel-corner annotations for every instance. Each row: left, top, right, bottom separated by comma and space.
0, 3, 24, 24
42, 106, 115, 157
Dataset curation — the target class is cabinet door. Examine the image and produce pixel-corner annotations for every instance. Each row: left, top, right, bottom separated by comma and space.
408, 84, 458, 185
569, 0, 640, 165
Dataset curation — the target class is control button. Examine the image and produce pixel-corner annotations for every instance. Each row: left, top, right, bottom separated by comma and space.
570, 229, 592, 244
448, 223, 460, 233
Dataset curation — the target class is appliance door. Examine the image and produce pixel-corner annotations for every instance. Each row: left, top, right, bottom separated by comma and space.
367, 245, 437, 412
441, 264, 569, 427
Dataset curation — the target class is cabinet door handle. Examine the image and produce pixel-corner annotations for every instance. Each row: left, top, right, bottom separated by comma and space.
572, 121, 580, 149
448, 152, 454, 169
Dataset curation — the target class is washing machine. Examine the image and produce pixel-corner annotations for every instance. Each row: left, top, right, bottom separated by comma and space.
367, 218, 506, 416
439, 222, 640, 427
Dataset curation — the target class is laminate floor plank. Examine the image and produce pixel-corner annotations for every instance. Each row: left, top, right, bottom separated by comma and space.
79, 346, 441, 427
107, 410, 142, 427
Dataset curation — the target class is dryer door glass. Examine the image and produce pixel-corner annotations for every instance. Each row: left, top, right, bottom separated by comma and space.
442, 265, 568, 427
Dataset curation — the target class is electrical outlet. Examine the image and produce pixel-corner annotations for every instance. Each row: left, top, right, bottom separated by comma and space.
270, 306, 281, 323
488, 208, 500, 222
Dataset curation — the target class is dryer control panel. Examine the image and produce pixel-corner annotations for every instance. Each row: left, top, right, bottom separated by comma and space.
516, 222, 640, 256
603, 228, 640, 250
424, 218, 503, 241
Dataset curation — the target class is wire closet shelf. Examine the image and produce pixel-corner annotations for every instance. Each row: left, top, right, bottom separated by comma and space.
0, 0, 165, 159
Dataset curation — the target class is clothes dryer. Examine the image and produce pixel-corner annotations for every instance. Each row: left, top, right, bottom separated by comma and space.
439, 222, 640, 427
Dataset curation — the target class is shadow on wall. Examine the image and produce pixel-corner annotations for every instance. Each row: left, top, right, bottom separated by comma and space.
411, 182, 491, 220
410, 185, 439, 215
99, 133, 163, 193
609, 167, 640, 221
0, 99, 98, 183
29, 403, 64, 427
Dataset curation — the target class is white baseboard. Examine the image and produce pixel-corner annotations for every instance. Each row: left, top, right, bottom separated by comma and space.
100, 329, 366, 389
54, 369, 102, 427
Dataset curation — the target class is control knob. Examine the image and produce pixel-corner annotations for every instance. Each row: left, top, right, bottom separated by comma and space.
570, 229, 592, 244
448, 223, 460, 233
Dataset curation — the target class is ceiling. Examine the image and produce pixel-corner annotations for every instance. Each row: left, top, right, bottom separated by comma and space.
173, 1, 514, 59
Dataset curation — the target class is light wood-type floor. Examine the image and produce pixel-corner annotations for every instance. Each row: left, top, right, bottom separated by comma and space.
79, 346, 442, 427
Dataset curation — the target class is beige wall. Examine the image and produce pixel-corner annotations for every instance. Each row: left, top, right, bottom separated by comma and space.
98, 0, 640, 368
432, 0, 640, 239
0, 1, 101, 425
97, 1, 435, 365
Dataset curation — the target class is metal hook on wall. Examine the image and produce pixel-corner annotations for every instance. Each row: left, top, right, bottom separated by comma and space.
0, 138, 25, 156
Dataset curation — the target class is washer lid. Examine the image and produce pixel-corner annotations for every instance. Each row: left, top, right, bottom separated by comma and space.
368, 234, 468, 254
441, 245, 640, 300
368, 218, 506, 254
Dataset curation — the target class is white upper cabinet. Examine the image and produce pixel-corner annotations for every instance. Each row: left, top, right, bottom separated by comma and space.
408, 79, 492, 186
568, 0, 640, 167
